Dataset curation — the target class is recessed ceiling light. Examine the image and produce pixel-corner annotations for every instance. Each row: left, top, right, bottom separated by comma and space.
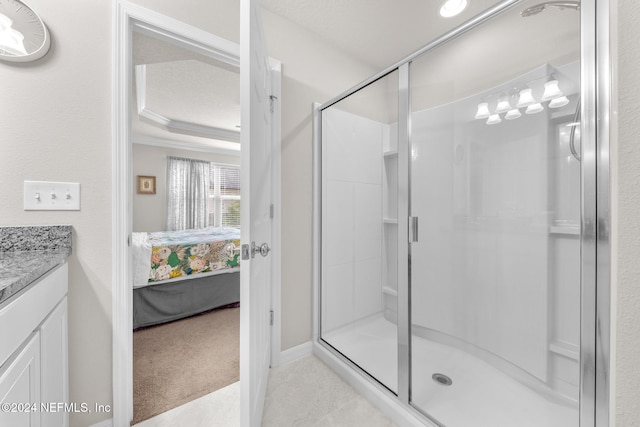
439, 0, 469, 18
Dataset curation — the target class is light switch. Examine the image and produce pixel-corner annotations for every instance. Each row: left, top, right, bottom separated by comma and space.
24, 181, 80, 211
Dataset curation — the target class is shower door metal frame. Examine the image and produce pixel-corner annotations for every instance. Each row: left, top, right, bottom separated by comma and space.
312, 0, 611, 425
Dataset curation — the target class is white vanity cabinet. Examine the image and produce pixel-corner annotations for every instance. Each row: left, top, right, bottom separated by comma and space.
0, 262, 69, 427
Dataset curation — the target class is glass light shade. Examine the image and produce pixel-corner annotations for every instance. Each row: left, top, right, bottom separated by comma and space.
474, 102, 491, 119
516, 88, 536, 108
505, 108, 522, 120
526, 102, 544, 114
486, 114, 502, 125
495, 97, 511, 114
549, 96, 570, 108
541, 79, 563, 102
439, 0, 469, 17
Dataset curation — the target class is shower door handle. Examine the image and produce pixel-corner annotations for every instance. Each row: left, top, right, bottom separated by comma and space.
409, 216, 419, 243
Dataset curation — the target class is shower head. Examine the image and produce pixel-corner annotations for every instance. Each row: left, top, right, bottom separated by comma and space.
521, 1, 580, 17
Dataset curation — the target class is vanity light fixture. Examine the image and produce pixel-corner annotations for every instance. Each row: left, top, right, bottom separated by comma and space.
439, 0, 469, 18
549, 95, 570, 108
526, 102, 544, 114
541, 79, 564, 102
505, 108, 522, 120
486, 114, 502, 125
516, 88, 536, 108
474, 102, 491, 119
495, 95, 511, 114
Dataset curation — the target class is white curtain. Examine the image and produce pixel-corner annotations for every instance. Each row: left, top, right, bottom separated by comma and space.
166, 156, 211, 231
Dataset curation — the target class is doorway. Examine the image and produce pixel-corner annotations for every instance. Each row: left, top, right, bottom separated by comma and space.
112, 2, 282, 425
130, 28, 242, 423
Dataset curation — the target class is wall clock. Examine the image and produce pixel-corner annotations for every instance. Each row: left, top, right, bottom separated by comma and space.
0, 0, 50, 62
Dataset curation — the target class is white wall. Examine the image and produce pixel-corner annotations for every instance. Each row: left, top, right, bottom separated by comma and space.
132, 144, 239, 232
613, 1, 640, 424
0, 1, 112, 426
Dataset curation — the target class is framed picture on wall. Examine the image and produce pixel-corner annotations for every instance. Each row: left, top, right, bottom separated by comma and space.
137, 175, 156, 194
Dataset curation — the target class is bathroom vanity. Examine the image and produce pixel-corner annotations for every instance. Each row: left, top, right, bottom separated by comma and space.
0, 226, 71, 427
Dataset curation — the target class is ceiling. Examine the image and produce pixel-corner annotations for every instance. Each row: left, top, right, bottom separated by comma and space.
132, 0, 581, 150
131, 32, 241, 149
259, 0, 505, 69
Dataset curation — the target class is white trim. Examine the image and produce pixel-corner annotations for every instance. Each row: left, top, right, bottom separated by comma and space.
113, 2, 282, 426
113, 1, 133, 424
279, 341, 312, 366
269, 61, 283, 368
88, 419, 113, 427
132, 134, 240, 156
312, 102, 321, 345
139, 109, 242, 142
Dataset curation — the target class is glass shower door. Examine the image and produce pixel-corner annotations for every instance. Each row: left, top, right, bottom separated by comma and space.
320, 70, 399, 393
407, 1, 581, 425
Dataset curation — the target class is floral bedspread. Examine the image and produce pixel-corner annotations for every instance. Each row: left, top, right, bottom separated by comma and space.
132, 227, 240, 288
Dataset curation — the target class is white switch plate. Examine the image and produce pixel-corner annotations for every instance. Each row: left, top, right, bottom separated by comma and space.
24, 181, 80, 211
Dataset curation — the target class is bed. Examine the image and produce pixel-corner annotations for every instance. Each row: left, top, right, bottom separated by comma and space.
131, 227, 241, 329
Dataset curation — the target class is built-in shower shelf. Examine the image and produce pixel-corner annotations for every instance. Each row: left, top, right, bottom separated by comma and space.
382, 286, 398, 297
549, 341, 580, 361
383, 218, 398, 224
549, 225, 580, 236
383, 150, 398, 157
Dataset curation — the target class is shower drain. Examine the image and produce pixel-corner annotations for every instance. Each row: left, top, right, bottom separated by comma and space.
432, 373, 453, 386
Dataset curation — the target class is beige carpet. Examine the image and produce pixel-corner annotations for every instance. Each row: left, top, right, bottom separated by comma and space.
132, 306, 240, 425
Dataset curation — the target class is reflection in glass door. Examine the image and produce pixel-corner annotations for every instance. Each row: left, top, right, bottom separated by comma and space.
408, 1, 581, 425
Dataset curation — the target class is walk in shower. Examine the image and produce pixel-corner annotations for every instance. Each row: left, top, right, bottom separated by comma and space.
314, 1, 609, 426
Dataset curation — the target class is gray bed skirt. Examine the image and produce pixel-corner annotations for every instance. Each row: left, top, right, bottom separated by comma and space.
133, 271, 240, 329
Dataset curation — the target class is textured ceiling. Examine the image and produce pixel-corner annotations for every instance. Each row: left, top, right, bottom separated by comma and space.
141, 59, 240, 130
132, 32, 240, 147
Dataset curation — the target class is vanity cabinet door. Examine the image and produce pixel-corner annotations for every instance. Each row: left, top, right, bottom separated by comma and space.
40, 298, 68, 427
0, 332, 41, 427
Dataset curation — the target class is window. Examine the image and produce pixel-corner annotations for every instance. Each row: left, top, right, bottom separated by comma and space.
166, 156, 211, 231
208, 164, 240, 228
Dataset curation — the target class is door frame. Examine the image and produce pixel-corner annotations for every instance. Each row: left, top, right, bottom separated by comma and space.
112, 1, 282, 425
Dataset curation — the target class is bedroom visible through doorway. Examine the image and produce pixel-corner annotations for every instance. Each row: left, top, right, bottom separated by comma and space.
130, 27, 242, 425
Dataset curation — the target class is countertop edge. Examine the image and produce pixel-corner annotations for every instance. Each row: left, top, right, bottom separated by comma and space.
0, 248, 71, 306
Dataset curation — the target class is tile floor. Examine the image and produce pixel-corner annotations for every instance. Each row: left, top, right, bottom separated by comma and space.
132, 355, 397, 427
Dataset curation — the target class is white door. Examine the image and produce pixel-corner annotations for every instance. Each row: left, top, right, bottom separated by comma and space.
240, 0, 274, 425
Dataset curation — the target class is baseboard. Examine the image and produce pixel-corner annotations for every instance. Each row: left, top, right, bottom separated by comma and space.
89, 419, 113, 427
279, 341, 312, 366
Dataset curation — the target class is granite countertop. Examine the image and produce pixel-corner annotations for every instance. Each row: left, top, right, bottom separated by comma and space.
0, 226, 72, 305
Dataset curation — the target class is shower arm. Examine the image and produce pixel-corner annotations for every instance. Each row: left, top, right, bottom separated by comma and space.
521, 1, 580, 17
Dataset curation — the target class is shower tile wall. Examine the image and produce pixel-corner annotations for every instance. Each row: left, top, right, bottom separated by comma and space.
322, 107, 383, 333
